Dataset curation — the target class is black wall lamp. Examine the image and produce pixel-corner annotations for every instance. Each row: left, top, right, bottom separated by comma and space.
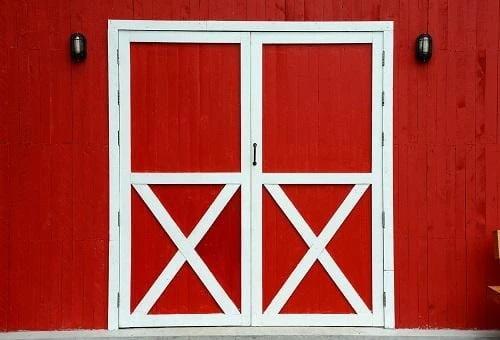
416, 33, 432, 63
70, 33, 87, 63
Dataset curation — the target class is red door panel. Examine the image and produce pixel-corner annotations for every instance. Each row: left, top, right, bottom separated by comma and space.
259, 40, 376, 322
131, 185, 241, 314
263, 44, 372, 173
130, 43, 241, 172
262, 185, 372, 313
127, 40, 244, 322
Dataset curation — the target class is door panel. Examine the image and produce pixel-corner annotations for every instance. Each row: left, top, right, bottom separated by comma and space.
263, 44, 372, 172
262, 185, 372, 314
130, 43, 241, 172
251, 32, 383, 326
119, 31, 251, 327
131, 185, 242, 315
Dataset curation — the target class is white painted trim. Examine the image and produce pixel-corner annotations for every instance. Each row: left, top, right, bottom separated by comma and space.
370, 31, 385, 327
121, 314, 247, 328
107, 20, 120, 331
109, 21, 394, 329
251, 31, 373, 44
260, 173, 374, 184
258, 314, 374, 327
118, 31, 133, 327
249, 34, 264, 326
384, 270, 395, 328
131, 173, 243, 184
108, 20, 394, 33
382, 28, 395, 329
127, 30, 244, 43
240, 32, 252, 326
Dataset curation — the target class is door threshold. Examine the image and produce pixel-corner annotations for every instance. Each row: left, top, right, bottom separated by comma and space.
1, 328, 499, 339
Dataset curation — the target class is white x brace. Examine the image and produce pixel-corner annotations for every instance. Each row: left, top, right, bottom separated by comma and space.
132, 183, 241, 316
263, 184, 371, 316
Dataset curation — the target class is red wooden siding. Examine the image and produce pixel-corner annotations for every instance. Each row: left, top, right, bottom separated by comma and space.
0, 0, 499, 331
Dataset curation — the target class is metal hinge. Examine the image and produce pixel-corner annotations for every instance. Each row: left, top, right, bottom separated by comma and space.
382, 50, 385, 67
382, 211, 386, 228
117, 49, 119, 65
382, 132, 385, 147
383, 292, 387, 307
117, 90, 120, 106
382, 91, 385, 106
117, 130, 120, 146
118, 211, 120, 227
117, 292, 120, 308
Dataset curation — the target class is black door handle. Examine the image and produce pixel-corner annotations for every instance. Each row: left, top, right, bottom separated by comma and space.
252, 143, 257, 166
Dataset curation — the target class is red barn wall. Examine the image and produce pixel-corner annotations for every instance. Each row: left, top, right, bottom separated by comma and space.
1, 0, 499, 331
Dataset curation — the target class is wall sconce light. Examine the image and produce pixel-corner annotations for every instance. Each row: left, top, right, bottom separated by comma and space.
70, 33, 87, 63
416, 33, 432, 63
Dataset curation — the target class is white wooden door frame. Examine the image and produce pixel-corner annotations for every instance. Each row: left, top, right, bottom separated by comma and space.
108, 20, 394, 330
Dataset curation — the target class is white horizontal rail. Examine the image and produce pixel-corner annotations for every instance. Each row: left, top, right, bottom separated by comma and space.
257, 313, 373, 327
109, 20, 394, 32
252, 32, 373, 44
131, 172, 243, 184
127, 30, 244, 43
259, 173, 373, 184
124, 314, 245, 328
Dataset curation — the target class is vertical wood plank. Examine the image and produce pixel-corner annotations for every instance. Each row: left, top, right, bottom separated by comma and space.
0, 145, 8, 331
265, 0, 286, 20
247, 0, 266, 20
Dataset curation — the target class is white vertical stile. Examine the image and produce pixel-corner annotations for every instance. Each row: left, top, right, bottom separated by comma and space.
250, 32, 264, 326
371, 31, 385, 327
240, 32, 252, 326
118, 30, 132, 327
108, 20, 120, 331
382, 29, 395, 328
384, 270, 395, 328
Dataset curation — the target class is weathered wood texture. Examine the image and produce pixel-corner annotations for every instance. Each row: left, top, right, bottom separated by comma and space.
0, 0, 499, 330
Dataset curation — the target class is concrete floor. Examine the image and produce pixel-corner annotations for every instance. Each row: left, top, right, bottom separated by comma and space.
0, 328, 499, 340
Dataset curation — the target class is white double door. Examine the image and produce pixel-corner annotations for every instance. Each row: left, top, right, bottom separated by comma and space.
113, 28, 390, 328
